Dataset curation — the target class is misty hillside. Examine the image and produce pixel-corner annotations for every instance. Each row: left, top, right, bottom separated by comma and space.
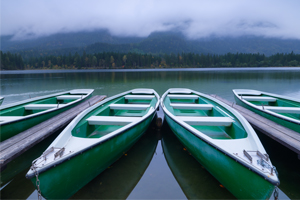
2, 31, 300, 57
1, 30, 144, 52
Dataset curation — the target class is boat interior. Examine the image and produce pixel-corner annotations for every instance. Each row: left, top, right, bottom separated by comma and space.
0, 92, 89, 123
72, 93, 157, 139
164, 93, 248, 140
237, 92, 300, 120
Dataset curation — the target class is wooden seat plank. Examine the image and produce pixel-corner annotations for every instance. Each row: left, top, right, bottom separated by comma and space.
24, 104, 66, 110
177, 116, 234, 126
168, 95, 199, 100
87, 116, 140, 125
124, 95, 154, 100
241, 96, 276, 102
110, 104, 150, 110
170, 103, 213, 110
262, 106, 300, 114
57, 95, 85, 100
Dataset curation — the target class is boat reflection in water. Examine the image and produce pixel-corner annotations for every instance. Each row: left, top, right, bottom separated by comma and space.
71, 123, 159, 199
161, 123, 236, 199
0, 169, 35, 199
0, 131, 60, 199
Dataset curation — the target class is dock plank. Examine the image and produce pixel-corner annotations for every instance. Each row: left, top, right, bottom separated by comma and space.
210, 95, 300, 156
0, 95, 106, 169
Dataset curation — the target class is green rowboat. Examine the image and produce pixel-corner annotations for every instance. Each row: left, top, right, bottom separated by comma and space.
26, 88, 159, 199
161, 88, 279, 199
0, 89, 94, 142
233, 89, 300, 133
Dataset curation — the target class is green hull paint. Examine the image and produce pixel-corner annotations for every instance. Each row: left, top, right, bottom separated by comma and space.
30, 114, 154, 199
165, 114, 275, 199
234, 95, 300, 133
71, 127, 158, 199
161, 124, 236, 199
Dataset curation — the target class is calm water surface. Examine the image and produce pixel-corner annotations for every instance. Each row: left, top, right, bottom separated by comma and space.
0, 68, 299, 199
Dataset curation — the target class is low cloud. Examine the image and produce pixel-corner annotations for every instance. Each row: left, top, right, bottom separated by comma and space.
1, 0, 300, 40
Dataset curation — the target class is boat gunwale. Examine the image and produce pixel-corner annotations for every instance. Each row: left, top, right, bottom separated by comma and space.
0, 89, 94, 125
26, 88, 160, 179
161, 88, 280, 186
233, 89, 300, 125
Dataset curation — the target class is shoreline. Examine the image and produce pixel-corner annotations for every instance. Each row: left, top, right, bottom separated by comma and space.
1, 67, 300, 75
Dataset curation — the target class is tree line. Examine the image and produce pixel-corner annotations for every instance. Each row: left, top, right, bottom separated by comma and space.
1, 51, 25, 70
1, 50, 300, 70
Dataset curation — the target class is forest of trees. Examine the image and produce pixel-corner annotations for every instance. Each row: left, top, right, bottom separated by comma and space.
1, 50, 300, 70
1, 51, 25, 70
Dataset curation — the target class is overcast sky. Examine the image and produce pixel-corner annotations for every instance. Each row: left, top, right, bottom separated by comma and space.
1, 0, 300, 40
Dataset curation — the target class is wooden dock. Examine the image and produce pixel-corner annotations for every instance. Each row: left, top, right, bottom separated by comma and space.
211, 95, 300, 159
0, 95, 106, 170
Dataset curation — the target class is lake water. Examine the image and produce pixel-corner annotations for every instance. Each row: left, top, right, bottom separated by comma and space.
1, 68, 300, 199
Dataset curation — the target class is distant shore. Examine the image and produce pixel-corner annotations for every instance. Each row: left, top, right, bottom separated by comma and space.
1, 67, 300, 75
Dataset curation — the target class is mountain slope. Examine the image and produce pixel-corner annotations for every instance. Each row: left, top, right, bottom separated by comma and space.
2, 31, 300, 57
1, 30, 144, 52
